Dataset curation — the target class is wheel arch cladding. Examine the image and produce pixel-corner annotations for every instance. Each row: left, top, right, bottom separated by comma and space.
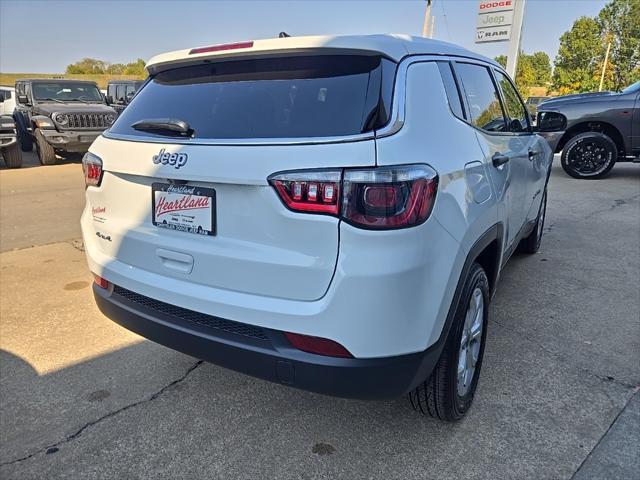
433, 223, 502, 353
558, 121, 625, 155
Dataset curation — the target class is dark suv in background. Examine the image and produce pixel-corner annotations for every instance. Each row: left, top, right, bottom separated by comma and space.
537, 81, 639, 178
14, 79, 117, 165
106, 80, 144, 115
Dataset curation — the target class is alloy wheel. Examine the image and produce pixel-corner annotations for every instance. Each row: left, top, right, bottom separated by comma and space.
568, 141, 610, 175
457, 287, 484, 397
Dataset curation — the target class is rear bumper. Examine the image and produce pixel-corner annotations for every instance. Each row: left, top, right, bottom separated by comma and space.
41, 129, 103, 152
94, 283, 441, 400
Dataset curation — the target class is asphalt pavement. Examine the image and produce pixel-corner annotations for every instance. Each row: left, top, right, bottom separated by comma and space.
0, 150, 638, 479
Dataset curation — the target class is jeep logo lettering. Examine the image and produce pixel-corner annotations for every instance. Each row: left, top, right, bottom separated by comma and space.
152, 149, 188, 169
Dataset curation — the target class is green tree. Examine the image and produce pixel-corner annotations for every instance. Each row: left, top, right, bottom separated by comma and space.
106, 63, 126, 75
65, 58, 107, 74
529, 51, 551, 85
494, 51, 544, 96
123, 59, 146, 76
597, 0, 640, 91
552, 16, 603, 94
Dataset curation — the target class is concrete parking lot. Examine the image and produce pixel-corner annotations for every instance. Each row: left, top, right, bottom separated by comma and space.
0, 150, 638, 479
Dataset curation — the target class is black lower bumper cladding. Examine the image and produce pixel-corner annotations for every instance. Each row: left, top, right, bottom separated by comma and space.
93, 284, 441, 400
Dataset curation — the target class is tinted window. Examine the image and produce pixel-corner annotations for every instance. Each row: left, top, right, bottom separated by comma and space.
115, 85, 126, 103
455, 63, 506, 132
495, 71, 529, 132
110, 55, 396, 139
437, 62, 465, 119
125, 84, 136, 101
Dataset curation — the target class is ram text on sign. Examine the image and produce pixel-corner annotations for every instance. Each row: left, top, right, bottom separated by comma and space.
476, 25, 512, 43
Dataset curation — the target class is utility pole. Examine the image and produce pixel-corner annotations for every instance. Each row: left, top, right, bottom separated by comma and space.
599, 40, 611, 92
422, 0, 433, 38
506, 0, 526, 78
430, 15, 436, 38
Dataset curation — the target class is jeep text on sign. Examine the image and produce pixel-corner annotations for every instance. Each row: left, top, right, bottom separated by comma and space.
476, 0, 515, 43
476, 10, 513, 28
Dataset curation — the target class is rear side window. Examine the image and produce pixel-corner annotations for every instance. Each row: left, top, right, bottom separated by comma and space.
116, 85, 126, 103
436, 62, 465, 119
494, 71, 530, 132
125, 84, 136, 100
110, 55, 396, 139
455, 63, 506, 133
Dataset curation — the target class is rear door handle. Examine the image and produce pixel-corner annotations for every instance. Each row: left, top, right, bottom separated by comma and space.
528, 148, 539, 160
492, 152, 510, 167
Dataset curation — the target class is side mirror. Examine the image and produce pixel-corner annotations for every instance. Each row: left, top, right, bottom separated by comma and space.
536, 111, 567, 132
105, 95, 113, 105
18, 94, 30, 105
509, 119, 525, 132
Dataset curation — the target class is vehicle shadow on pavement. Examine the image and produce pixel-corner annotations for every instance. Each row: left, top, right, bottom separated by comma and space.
1, 322, 636, 480
0, 149, 82, 170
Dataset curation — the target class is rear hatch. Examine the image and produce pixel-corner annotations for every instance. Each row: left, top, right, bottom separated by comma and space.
87, 53, 394, 301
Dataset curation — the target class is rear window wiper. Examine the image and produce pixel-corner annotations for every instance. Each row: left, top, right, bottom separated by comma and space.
131, 118, 193, 137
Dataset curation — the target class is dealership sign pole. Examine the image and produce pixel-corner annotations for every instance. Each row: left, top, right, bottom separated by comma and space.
476, 0, 526, 78
505, 0, 525, 78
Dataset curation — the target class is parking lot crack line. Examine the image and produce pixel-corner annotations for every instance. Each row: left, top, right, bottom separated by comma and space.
570, 390, 639, 480
0, 360, 203, 467
582, 193, 640, 220
491, 319, 637, 390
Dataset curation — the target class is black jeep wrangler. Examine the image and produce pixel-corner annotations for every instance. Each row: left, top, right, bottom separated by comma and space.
106, 80, 144, 115
537, 80, 640, 179
14, 79, 117, 165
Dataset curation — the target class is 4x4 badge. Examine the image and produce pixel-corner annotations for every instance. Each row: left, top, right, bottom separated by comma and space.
152, 149, 188, 169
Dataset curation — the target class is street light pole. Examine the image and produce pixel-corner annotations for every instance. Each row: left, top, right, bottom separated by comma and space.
506, 0, 526, 78
599, 40, 611, 92
422, 0, 433, 38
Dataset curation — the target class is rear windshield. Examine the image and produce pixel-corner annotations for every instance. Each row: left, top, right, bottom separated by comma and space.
110, 55, 396, 139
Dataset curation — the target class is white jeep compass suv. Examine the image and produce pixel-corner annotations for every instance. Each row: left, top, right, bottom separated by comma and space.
81, 35, 552, 421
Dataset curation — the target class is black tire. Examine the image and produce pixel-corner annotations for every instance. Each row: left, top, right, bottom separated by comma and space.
409, 263, 490, 421
560, 132, 617, 179
18, 130, 33, 152
519, 188, 547, 254
34, 128, 56, 165
1, 142, 23, 168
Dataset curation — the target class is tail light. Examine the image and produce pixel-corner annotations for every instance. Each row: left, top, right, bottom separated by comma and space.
269, 170, 341, 215
268, 165, 438, 230
284, 332, 353, 358
82, 152, 103, 187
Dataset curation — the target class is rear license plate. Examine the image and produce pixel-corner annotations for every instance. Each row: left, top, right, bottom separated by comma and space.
152, 183, 216, 236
